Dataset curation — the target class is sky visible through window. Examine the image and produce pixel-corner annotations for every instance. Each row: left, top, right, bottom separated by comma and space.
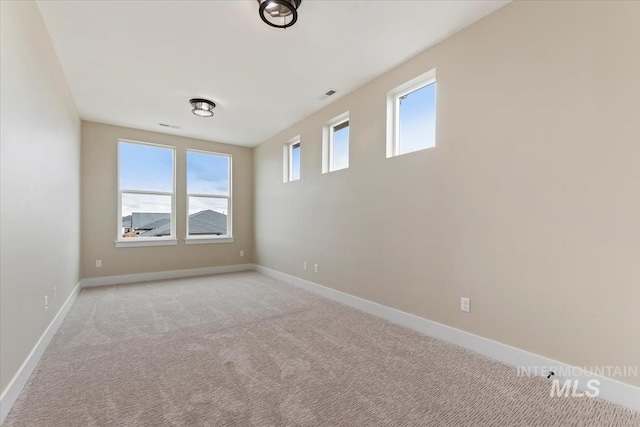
119, 143, 230, 217
333, 122, 349, 171
120, 142, 173, 193
291, 144, 300, 180
119, 82, 433, 216
398, 81, 436, 155
187, 151, 230, 215
119, 142, 173, 217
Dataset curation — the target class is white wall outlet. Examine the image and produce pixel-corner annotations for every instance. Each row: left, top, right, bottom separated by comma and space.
95, 259, 102, 268
54, 287, 57, 300
461, 297, 470, 313
44, 295, 49, 311
240, 250, 245, 257
314, 264, 319, 273
303, 261, 307, 270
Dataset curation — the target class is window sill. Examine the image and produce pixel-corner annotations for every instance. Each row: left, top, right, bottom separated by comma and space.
185, 237, 234, 245
324, 167, 349, 174
386, 144, 436, 159
115, 239, 178, 248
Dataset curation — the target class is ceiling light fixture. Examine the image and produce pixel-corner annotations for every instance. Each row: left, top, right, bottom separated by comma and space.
257, 0, 301, 29
189, 98, 216, 117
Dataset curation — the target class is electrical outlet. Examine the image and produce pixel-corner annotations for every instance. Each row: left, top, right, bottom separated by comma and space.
314, 264, 319, 273
96, 260, 102, 268
44, 295, 49, 311
240, 250, 245, 257
303, 262, 307, 271
54, 287, 57, 300
460, 297, 470, 313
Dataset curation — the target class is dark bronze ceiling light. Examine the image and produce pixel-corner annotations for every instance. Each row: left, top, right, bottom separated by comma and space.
257, 0, 302, 29
189, 98, 216, 117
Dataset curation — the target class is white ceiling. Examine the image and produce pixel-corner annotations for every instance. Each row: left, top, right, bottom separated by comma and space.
37, 0, 509, 147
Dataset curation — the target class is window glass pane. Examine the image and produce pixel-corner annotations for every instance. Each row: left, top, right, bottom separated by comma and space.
398, 82, 436, 155
188, 196, 228, 236
187, 151, 230, 195
121, 193, 171, 238
332, 121, 349, 171
119, 142, 173, 192
291, 144, 300, 181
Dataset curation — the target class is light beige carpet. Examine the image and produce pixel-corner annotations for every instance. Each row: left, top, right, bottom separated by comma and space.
4, 271, 639, 426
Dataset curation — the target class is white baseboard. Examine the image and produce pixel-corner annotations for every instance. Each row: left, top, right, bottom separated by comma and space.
2, 265, 636, 425
81, 263, 255, 288
0, 282, 81, 425
254, 265, 640, 413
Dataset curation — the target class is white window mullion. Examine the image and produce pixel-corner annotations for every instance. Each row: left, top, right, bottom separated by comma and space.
289, 144, 294, 182
394, 95, 401, 156
120, 189, 173, 196
329, 128, 335, 172
187, 193, 229, 199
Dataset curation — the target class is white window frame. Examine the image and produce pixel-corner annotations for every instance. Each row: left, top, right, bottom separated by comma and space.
116, 139, 177, 248
185, 149, 233, 244
322, 112, 350, 174
386, 68, 436, 158
283, 135, 301, 183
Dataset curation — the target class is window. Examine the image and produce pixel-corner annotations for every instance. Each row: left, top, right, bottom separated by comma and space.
283, 136, 301, 182
290, 141, 301, 181
186, 150, 232, 243
322, 112, 349, 173
117, 140, 176, 247
387, 68, 436, 157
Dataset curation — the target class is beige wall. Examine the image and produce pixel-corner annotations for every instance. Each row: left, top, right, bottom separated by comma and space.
81, 121, 253, 279
254, 1, 640, 387
0, 1, 81, 393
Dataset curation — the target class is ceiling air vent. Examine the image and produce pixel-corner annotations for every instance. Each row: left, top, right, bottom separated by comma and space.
318, 88, 339, 101
158, 123, 182, 129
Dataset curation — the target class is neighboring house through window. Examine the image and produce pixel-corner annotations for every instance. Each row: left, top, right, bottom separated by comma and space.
118, 140, 176, 247
186, 150, 232, 243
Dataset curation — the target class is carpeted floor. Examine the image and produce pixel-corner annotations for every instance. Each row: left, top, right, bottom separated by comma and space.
4, 271, 639, 426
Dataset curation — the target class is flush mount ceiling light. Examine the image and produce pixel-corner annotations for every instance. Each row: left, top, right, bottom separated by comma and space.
257, 0, 302, 29
189, 98, 216, 117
